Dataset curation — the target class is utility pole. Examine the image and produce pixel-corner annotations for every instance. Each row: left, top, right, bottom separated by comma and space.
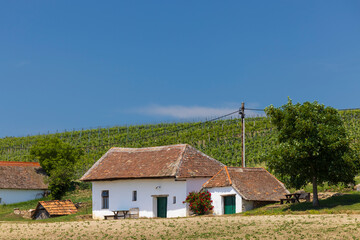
240, 102, 245, 168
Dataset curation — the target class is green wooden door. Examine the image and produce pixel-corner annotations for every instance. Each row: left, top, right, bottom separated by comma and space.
224, 195, 236, 214
157, 197, 167, 218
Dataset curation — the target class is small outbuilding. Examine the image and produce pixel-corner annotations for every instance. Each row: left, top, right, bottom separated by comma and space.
31, 199, 78, 220
203, 166, 289, 215
0, 161, 48, 204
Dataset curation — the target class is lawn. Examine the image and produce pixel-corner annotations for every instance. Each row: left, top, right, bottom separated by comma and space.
0, 189, 92, 222
243, 191, 360, 216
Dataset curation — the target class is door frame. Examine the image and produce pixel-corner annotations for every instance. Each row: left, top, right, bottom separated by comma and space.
157, 197, 167, 218
151, 194, 168, 218
222, 194, 236, 215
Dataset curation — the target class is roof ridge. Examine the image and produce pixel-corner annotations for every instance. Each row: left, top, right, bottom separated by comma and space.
174, 144, 188, 178
225, 166, 232, 185
110, 143, 188, 151
202, 166, 226, 188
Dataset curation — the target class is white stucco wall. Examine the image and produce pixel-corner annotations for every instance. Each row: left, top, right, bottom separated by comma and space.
92, 178, 194, 219
205, 186, 243, 215
0, 189, 46, 205
186, 178, 210, 194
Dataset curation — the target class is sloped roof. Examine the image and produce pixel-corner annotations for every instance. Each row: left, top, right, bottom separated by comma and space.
0, 161, 48, 190
80, 144, 224, 181
203, 167, 289, 201
33, 200, 77, 217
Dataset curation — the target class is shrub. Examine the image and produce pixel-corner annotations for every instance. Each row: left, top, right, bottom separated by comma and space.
183, 190, 213, 215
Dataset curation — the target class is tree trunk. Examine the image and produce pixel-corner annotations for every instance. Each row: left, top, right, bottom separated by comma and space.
312, 176, 319, 207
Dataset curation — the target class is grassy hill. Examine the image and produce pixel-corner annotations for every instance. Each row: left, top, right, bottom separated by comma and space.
0, 109, 359, 178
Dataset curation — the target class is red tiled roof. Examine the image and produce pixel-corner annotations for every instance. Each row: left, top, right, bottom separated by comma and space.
203, 167, 289, 201
0, 162, 48, 190
0, 161, 40, 167
80, 144, 224, 181
34, 200, 77, 217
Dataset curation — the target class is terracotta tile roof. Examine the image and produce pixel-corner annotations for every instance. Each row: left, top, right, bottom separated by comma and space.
80, 144, 224, 181
203, 167, 289, 201
0, 161, 48, 190
0, 161, 41, 167
34, 200, 77, 216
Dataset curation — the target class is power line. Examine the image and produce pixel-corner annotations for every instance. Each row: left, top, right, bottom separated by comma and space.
129, 110, 240, 143
245, 108, 265, 112
0, 109, 241, 152
338, 108, 360, 111
245, 107, 360, 112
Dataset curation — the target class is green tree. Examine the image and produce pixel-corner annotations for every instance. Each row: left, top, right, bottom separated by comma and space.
30, 137, 83, 200
265, 99, 359, 206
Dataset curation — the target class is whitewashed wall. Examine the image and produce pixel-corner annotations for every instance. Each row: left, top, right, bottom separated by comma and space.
0, 189, 45, 205
205, 186, 243, 215
92, 178, 192, 219
184, 178, 211, 216
186, 178, 209, 194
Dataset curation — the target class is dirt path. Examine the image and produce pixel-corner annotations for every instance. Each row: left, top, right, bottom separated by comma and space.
1, 214, 360, 239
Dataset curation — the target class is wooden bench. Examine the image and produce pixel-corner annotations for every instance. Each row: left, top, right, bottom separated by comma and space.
104, 210, 126, 220
104, 215, 116, 220
280, 193, 301, 204
280, 198, 293, 204
126, 208, 139, 219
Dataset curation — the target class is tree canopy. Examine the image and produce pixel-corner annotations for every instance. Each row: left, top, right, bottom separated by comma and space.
265, 99, 359, 206
30, 137, 83, 200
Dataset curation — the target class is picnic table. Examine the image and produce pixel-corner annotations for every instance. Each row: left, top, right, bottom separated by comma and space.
280, 193, 301, 204
104, 210, 130, 220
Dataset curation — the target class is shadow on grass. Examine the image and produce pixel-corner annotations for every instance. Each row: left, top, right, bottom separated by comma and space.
283, 193, 360, 212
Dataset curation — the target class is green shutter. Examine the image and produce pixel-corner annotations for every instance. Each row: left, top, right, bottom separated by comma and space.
157, 197, 167, 218
224, 195, 236, 214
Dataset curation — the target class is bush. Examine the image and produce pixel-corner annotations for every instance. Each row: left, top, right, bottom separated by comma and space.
183, 190, 213, 215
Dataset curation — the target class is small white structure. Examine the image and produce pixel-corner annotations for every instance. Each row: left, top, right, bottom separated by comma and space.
203, 166, 289, 215
80, 144, 224, 219
0, 161, 48, 205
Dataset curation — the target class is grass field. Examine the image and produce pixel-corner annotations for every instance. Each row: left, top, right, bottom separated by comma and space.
2, 190, 360, 239
1, 214, 360, 239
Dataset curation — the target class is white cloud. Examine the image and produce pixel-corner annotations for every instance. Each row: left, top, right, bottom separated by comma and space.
135, 105, 238, 119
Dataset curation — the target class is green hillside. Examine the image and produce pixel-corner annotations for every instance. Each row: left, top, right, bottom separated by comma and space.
1, 109, 359, 177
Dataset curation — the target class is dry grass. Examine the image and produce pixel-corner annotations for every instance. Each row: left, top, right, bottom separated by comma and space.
1, 214, 360, 239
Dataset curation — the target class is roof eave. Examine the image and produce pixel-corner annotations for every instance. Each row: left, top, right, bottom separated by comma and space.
82, 176, 177, 182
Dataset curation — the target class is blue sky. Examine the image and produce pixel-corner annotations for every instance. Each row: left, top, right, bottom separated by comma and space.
1, 1, 359, 137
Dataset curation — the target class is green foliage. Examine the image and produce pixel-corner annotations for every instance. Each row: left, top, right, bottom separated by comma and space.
265, 99, 360, 205
30, 137, 84, 200
0, 108, 359, 185
183, 190, 213, 215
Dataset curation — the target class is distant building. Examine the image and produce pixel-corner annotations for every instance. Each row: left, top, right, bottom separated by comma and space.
31, 200, 78, 220
0, 161, 48, 204
80, 144, 224, 219
203, 166, 289, 214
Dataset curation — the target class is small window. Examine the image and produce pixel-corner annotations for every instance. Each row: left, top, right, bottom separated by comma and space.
102, 190, 109, 209
132, 191, 137, 201
173, 196, 176, 204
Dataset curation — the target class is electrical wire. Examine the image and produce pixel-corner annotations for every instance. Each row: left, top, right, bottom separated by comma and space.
0, 109, 241, 152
